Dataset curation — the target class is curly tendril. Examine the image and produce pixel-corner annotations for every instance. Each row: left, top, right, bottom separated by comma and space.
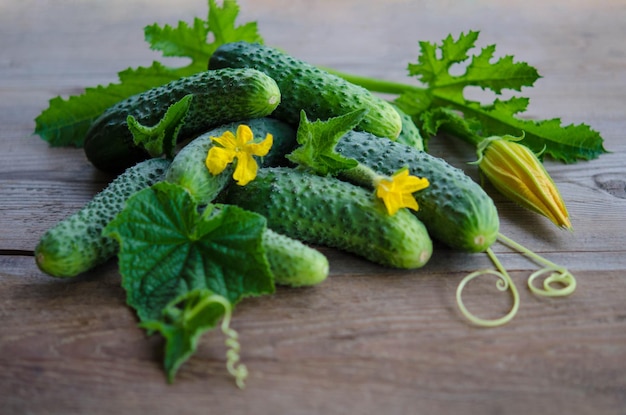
456, 233, 577, 327
456, 248, 520, 327
528, 266, 577, 297
497, 233, 577, 297
217, 299, 248, 389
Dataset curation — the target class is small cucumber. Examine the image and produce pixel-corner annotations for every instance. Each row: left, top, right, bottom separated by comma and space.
84, 68, 281, 174
165, 117, 297, 205
224, 167, 432, 269
208, 42, 402, 140
263, 229, 329, 287
35, 158, 171, 278
336, 131, 499, 252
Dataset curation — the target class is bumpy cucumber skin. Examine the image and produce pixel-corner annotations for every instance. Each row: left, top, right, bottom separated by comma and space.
165, 118, 297, 205
393, 104, 425, 152
35, 158, 171, 278
224, 167, 432, 269
263, 229, 329, 287
84, 68, 281, 174
209, 42, 402, 140
336, 131, 499, 252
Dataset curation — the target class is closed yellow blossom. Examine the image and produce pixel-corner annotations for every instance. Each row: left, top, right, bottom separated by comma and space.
205, 124, 273, 186
375, 168, 430, 215
477, 135, 571, 229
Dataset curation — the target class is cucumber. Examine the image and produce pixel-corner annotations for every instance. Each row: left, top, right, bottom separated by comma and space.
393, 104, 425, 151
336, 131, 499, 252
84, 68, 281, 174
263, 229, 328, 287
224, 167, 432, 269
35, 158, 171, 278
208, 42, 402, 140
165, 117, 297, 205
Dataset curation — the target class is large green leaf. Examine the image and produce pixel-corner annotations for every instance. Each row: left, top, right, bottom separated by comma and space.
104, 181, 274, 322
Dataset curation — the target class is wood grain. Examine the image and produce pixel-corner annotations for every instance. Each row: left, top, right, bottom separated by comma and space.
1, 1, 625, 414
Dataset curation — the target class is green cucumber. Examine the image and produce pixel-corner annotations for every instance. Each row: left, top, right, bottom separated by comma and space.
35, 158, 171, 278
224, 167, 432, 269
393, 104, 425, 151
263, 229, 328, 287
208, 42, 402, 140
165, 117, 297, 205
336, 131, 499, 252
84, 68, 281, 174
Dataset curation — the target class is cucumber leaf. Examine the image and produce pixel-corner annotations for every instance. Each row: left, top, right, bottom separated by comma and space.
409, 31, 540, 94
127, 94, 193, 159
103, 181, 274, 322
140, 289, 231, 382
144, 0, 262, 61
34, 0, 264, 147
399, 30, 608, 162
286, 109, 365, 176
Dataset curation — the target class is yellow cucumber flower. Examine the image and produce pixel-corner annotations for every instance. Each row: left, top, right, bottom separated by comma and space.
206, 124, 273, 186
476, 135, 571, 229
375, 168, 430, 215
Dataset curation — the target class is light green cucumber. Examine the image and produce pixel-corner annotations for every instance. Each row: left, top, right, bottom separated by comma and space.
208, 42, 402, 140
84, 68, 281, 174
393, 104, 425, 151
35, 158, 171, 278
165, 118, 297, 205
336, 130, 499, 252
224, 167, 432, 269
263, 229, 329, 287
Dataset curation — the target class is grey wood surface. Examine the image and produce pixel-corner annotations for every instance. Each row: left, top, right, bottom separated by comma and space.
1, 1, 625, 414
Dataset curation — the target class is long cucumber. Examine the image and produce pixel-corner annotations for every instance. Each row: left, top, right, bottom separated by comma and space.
84, 68, 281, 174
224, 167, 433, 269
336, 130, 500, 252
35, 158, 171, 277
208, 42, 402, 140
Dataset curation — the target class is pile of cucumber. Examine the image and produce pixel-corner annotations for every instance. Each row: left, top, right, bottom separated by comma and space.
35, 42, 500, 286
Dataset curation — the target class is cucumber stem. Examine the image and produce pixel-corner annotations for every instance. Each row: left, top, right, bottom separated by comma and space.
340, 162, 385, 188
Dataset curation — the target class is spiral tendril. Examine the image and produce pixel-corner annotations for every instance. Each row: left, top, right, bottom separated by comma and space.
528, 266, 577, 297
220, 306, 248, 389
456, 248, 520, 327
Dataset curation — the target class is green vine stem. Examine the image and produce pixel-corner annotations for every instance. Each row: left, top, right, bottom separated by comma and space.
456, 248, 520, 327
320, 67, 424, 95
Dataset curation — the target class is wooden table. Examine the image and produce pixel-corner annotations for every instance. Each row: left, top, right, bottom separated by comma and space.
2, 1, 625, 414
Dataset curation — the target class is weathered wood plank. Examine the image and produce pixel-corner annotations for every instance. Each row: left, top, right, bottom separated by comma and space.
1, 256, 625, 415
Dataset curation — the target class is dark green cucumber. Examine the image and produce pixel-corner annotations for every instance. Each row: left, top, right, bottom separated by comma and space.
263, 229, 329, 287
208, 42, 402, 140
35, 158, 170, 278
224, 167, 432, 269
336, 131, 499, 252
84, 68, 281, 174
165, 117, 297, 205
